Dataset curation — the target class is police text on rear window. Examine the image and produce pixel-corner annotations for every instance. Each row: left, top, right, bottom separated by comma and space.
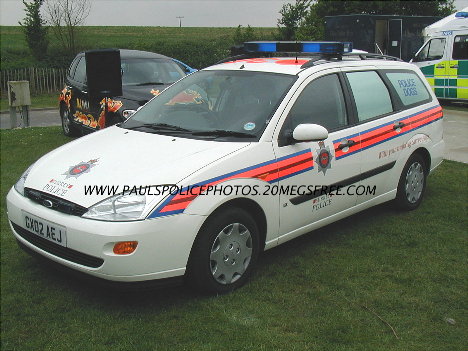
385, 71, 431, 107
346, 71, 393, 121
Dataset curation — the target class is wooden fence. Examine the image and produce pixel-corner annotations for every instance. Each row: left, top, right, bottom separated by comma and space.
0, 67, 67, 95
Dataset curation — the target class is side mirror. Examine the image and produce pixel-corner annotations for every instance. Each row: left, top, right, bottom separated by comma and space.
292, 124, 328, 142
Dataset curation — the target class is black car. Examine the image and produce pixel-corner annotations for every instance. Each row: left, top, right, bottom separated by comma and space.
59, 49, 191, 136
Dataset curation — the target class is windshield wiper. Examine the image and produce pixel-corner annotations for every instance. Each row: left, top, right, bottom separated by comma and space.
191, 129, 256, 138
136, 82, 166, 86
125, 123, 193, 132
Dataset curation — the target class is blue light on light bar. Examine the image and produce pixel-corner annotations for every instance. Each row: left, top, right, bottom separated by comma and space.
256, 42, 277, 52
455, 11, 468, 18
243, 41, 353, 55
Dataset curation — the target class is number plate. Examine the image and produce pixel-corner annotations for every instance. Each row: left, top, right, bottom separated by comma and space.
22, 211, 67, 247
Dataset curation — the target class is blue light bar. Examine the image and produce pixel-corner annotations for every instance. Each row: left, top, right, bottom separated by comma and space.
455, 11, 468, 18
243, 41, 353, 55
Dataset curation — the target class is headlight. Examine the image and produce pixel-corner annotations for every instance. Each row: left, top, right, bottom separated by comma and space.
82, 193, 147, 221
14, 163, 35, 196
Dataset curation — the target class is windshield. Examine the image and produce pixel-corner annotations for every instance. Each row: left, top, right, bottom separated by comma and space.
121, 70, 297, 140
121, 58, 185, 85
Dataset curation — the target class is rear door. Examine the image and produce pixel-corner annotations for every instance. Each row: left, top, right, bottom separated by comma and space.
343, 67, 435, 206
273, 69, 361, 242
342, 68, 400, 204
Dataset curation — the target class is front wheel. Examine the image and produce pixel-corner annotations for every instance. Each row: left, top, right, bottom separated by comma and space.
395, 153, 427, 211
186, 208, 260, 294
61, 107, 79, 137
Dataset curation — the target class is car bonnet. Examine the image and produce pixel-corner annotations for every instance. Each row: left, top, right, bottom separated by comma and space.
23, 126, 249, 208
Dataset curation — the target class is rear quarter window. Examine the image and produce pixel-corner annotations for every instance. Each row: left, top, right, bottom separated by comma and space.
385, 71, 431, 107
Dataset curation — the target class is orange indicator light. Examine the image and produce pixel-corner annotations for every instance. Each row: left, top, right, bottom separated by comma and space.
113, 241, 138, 255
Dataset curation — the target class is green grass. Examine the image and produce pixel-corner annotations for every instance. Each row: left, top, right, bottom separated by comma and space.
1, 127, 467, 351
0, 93, 58, 111
1, 26, 277, 69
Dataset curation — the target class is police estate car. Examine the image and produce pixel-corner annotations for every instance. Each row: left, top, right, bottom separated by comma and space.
7, 42, 444, 293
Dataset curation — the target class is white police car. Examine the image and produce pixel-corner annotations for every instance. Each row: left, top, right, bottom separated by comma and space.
6, 42, 444, 293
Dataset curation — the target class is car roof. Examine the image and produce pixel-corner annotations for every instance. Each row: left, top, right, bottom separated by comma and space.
205, 55, 414, 76
77, 49, 172, 60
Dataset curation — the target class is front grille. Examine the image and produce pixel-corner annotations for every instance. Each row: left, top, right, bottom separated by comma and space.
12, 222, 104, 268
24, 188, 88, 216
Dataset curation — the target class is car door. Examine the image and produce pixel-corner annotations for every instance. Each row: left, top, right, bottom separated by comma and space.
450, 34, 468, 99
412, 37, 448, 99
342, 68, 404, 205
272, 69, 361, 243
69, 56, 103, 130
343, 67, 435, 206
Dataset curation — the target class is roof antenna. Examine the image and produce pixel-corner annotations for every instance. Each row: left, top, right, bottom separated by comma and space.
295, 40, 298, 63
240, 64, 245, 69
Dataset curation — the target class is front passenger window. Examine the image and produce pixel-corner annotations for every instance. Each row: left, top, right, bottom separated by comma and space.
288, 74, 348, 132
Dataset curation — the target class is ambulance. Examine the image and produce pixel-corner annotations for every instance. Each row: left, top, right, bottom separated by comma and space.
411, 8, 468, 101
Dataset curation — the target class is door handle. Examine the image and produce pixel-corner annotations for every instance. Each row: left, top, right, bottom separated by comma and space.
436, 65, 445, 68
338, 139, 356, 150
393, 121, 406, 130
450, 64, 459, 69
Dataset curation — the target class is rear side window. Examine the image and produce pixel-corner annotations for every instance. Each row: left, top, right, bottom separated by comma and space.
453, 35, 468, 59
346, 71, 393, 121
385, 71, 431, 107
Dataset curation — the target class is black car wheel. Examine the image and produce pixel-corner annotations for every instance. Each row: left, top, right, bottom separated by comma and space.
186, 207, 260, 294
395, 153, 427, 211
61, 107, 79, 137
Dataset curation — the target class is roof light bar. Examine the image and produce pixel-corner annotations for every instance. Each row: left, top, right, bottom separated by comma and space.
455, 11, 468, 18
243, 41, 353, 55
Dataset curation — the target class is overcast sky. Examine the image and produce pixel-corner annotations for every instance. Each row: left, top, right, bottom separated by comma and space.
1, 0, 467, 27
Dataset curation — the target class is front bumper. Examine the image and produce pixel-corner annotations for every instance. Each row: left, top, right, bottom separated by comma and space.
6, 187, 206, 282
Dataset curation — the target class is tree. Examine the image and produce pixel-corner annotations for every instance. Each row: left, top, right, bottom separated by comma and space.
277, 0, 311, 40
278, 0, 455, 40
19, 0, 48, 61
44, 0, 91, 55
233, 25, 256, 44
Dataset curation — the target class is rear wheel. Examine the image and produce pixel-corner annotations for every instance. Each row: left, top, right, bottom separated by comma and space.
186, 208, 260, 294
395, 153, 427, 210
61, 107, 79, 137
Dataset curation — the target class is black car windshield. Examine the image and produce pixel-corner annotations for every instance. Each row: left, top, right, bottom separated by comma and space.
121, 58, 185, 85
121, 70, 297, 140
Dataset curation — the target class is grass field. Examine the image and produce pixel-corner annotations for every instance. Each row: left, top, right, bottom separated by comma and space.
1, 26, 277, 70
1, 127, 466, 351
0, 93, 58, 112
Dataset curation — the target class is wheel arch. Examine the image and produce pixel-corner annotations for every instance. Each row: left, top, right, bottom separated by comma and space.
412, 147, 431, 174
204, 197, 268, 251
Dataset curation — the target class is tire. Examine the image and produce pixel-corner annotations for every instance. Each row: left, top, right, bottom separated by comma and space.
395, 153, 427, 211
186, 207, 260, 294
61, 107, 79, 137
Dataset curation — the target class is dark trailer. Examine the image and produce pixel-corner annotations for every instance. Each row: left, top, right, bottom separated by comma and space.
325, 14, 440, 61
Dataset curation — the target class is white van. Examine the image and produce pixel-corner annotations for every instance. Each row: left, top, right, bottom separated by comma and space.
411, 9, 468, 101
